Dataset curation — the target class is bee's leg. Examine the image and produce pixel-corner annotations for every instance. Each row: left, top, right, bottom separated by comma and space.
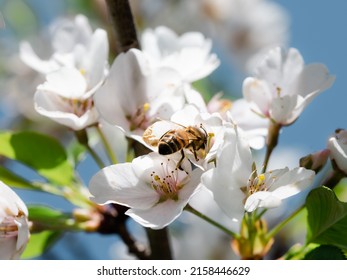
192, 143, 199, 161
207, 157, 217, 167
176, 150, 185, 171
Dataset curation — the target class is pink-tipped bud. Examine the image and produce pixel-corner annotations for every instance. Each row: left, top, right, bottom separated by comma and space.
300, 149, 330, 173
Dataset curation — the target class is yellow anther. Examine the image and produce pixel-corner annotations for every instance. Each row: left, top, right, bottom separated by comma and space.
80, 68, 86, 76
143, 103, 150, 112
154, 175, 160, 181
257, 174, 265, 185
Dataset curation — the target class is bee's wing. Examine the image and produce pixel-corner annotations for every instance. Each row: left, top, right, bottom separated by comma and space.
143, 120, 181, 147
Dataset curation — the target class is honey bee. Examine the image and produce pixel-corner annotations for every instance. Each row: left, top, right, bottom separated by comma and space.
143, 121, 208, 169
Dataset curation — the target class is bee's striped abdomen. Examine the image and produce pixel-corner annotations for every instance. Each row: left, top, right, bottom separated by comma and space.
158, 130, 188, 155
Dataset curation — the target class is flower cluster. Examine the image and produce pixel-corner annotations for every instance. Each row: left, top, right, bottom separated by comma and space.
7, 3, 344, 260
50, 20, 332, 229
21, 14, 109, 130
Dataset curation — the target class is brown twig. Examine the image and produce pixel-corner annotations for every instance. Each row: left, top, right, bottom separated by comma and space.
104, 0, 173, 260
105, 0, 140, 54
97, 204, 149, 259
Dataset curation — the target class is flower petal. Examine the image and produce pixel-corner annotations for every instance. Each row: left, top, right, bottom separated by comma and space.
328, 130, 347, 174
0, 237, 18, 260
270, 167, 315, 198
94, 49, 152, 128
34, 90, 99, 130
255, 47, 304, 88
243, 77, 272, 117
0, 182, 28, 217
201, 126, 253, 220
43, 67, 87, 99
269, 94, 297, 125
293, 63, 335, 98
244, 191, 282, 212
126, 199, 186, 229
88, 163, 159, 209
79, 28, 109, 91
19, 41, 59, 74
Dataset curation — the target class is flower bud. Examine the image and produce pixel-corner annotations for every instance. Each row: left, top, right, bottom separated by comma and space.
299, 149, 330, 173
0, 181, 30, 259
327, 129, 347, 175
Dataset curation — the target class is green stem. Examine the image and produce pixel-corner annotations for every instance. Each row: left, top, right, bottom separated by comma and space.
85, 144, 105, 169
266, 205, 304, 241
75, 130, 105, 169
31, 181, 64, 196
255, 208, 267, 220
244, 212, 257, 253
262, 122, 282, 173
185, 204, 239, 239
30, 218, 88, 233
95, 124, 118, 164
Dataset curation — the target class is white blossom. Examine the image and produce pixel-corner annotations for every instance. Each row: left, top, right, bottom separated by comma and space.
94, 48, 186, 142
227, 98, 269, 150
136, 0, 288, 72
34, 28, 109, 130
185, 91, 269, 150
143, 104, 225, 170
200, 126, 315, 221
89, 153, 202, 229
20, 14, 94, 74
141, 26, 220, 82
0, 181, 30, 259
243, 47, 335, 125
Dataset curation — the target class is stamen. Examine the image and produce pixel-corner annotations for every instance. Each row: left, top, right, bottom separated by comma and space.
0, 217, 19, 238
63, 97, 94, 117
127, 103, 151, 131
79, 68, 86, 76
143, 103, 150, 112
150, 159, 188, 202
246, 172, 272, 196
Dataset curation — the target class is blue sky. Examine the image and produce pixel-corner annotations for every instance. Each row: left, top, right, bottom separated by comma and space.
274, 0, 347, 153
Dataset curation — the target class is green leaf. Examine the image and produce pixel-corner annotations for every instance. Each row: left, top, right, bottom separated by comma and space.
306, 186, 347, 249
21, 230, 62, 259
0, 166, 34, 189
0, 131, 73, 186
304, 245, 347, 260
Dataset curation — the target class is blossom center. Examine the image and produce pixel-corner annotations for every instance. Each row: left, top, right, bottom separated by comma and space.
62, 97, 94, 117
241, 171, 277, 204
248, 174, 269, 195
149, 159, 186, 202
0, 216, 19, 239
127, 103, 151, 131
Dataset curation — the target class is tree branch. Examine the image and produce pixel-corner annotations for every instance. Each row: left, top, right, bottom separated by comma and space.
105, 0, 140, 54
104, 0, 173, 260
